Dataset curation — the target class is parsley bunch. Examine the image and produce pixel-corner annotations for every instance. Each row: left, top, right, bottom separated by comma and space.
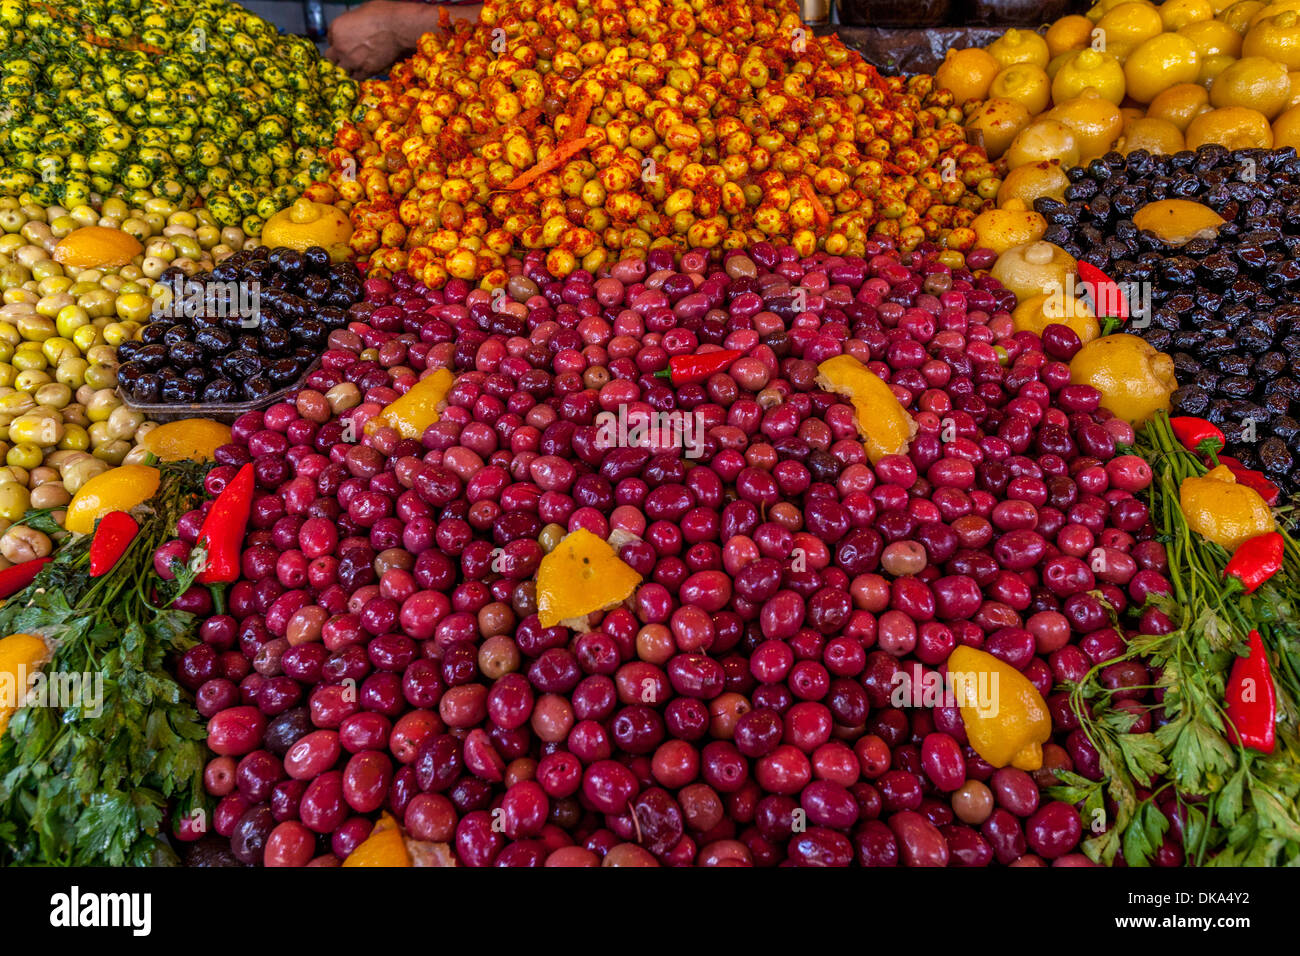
1051, 413, 1300, 866
0, 460, 211, 866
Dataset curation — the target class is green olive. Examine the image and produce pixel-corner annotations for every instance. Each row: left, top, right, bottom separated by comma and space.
106, 405, 143, 440
14, 370, 52, 391
84, 365, 117, 389
34, 383, 71, 409
29, 482, 70, 509
92, 439, 129, 465
58, 423, 89, 450
3, 443, 39, 472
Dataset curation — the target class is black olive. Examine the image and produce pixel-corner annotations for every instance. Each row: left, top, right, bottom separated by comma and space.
237, 333, 261, 352
133, 372, 163, 403
222, 350, 264, 379
293, 318, 327, 347
303, 246, 331, 273
298, 275, 330, 303
268, 248, 303, 275
318, 306, 348, 330
117, 361, 145, 387
136, 343, 168, 369
203, 378, 239, 403
140, 322, 170, 345
259, 327, 293, 355
183, 366, 208, 388
244, 376, 275, 400
196, 328, 234, 354
169, 341, 205, 367
266, 357, 301, 384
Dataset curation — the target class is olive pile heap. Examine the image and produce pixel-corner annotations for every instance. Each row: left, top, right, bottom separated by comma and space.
177, 241, 1176, 868
118, 248, 362, 406
1035, 145, 1300, 497
0, 0, 356, 233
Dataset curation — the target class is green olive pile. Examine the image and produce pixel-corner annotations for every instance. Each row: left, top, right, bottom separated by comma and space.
0, 0, 357, 236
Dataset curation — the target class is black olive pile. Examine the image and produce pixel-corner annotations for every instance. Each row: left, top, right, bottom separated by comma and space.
118, 247, 363, 406
1035, 145, 1300, 498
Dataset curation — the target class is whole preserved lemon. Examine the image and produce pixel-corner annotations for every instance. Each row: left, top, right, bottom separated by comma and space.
936, 47, 1004, 104
964, 98, 1033, 159
1069, 333, 1177, 425
1209, 55, 1292, 117
971, 206, 1049, 254
1161, 0, 1215, 28
1097, 1, 1166, 46
1178, 17, 1245, 55
1243, 10, 1300, 66
1052, 49, 1127, 105
1198, 53, 1239, 86
1124, 34, 1202, 102
1185, 104, 1275, 145
1005, 119, 1083, 168
989, 64, 1053, 115
1118, 116, 1189, 153
997, 162, 1072, 208
1286, 71, 1300, 106
987, 28, 1052, 68
1047, 90, 1125, 159
1271, 101, 1300, 144
1147, 81, 1213, 129
948, 646, 1051, 771
1221, 0, 1266, 32
1180, 466, 1276, 550
1047, 14, 1096, 56
1012, 291, 1101, 343
991, 240, 1078, 301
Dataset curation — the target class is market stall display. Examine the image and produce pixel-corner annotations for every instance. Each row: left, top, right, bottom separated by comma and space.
0, 0, 1296, 871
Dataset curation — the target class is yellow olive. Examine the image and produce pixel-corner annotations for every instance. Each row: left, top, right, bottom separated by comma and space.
171, 235, 202, 260
0, 322, 19, 347
122, 445, 155, 465
115, 293, 151, 322
32, 295, 70, 321
75, 385, 96, 406
120, 218, 151, 241
41, 337, 79, 366
0, 466, 22, 485
77, 289, 116, 318
71, 325, 103, 353
142, 212, 166, 234
34, 383, 71, 409
11, 349, 46, 372
103, 321, 140, 346
69, 279, 100, 296
38, 276, 74, 297
61, 456, 111, 494
92, 439, 130, 465
58, 423, 89, 451
118, 264, 143, 282
9, 413, 62, 446
168, 211, 199, 230
106, 405, 144, 440
196, 225, 221, 249
29, 483, 70, 509
98, 274, 125, 294
48, 215, 78, 239
84, 365, 117, 390
0, 364, 13, 388
55, 305, 90, 338
141, 256, 168, 280
69, 205, 99, 228
144, 198, 177, 217
60, 402, 87, 426
3, 443, 40, 472
55, 358, 88, 390
30, 259, 63, 281
86, 389, 120, 424
14, 370, 51, 391
87, 420, 112, 446
85, 346, 117, 367
101, 198, 129, 221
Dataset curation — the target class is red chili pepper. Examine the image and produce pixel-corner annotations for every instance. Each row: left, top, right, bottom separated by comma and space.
1225, 629, 1276, 754
1224, 531, 1285, 594
655, 349, 745, 386
1170, 416, 1226, 456
88, 510, 139, 578
1077, 261, 1128, 321
1216, 456, 1281, 507
196, 462, 255, 586
0, 556, 52, 599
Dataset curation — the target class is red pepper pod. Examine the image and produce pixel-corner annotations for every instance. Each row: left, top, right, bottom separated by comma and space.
196, 462, 255, 586
655, 348, 745, 386
0, 556, 52, 599
1216, 456, 1281, 507
1077, 261, 1128, 321
1224, 531, 1285, 594
1170, 416, 1226, 456
1225, 630, 1277, 754
89, 510, 140, 578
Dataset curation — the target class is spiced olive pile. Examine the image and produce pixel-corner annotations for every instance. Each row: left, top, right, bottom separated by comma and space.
117, 247, 363, 406
1034, 145, 1300, 498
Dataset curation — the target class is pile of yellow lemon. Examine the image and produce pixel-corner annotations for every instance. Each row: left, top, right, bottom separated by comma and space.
938, 0, 1300, 174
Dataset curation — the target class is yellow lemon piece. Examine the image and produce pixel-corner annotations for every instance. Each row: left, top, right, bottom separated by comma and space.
1006, 119, 1083, 169
343, 813, 412, 867
1185, 104, 1275, 146
1069, 333, 1177, 425
1133, 199, 1222, 244
1209, 55, 1293, 118
1052, 48, 1128, 105
139, 419, 232, 462
64, 464, 160, 536
964, 98, 1033, 159
1285, 71, 1300, 106
0, 633, 49, 737
52, 227, 143, 270
1179, 465, 1276, 550
1047, 91, 1125, 159
365, 368, 455, 440
1162, 0, 1216, 28
989, 64, 1053, 115
1012, 291, 1101, 344
1118, 116, 1189, 153
1124, 33, 1202, 102
1048, 14, 1097, 56
1243, 10, 1300, 65
815, 355, 917, 464
948, 646, 1051, 771
1272, 101, 1300, 144
991, 240, 1079, 301
1178, 17, 1245, 56
997, 161, 1072, 208
1089, 0, 1152, 20
1197, 53, 1238, 86
1098, 1, 1167, 46
536, 528, 643, 628
1247, 0, 1300, 27
971, 207, 1049, 254
260, 198, 353, 253
1220, 0, 1266, 31
936, 47, 1004, 104
987, 29, 1052, 69
1147, 81, 1213, 129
